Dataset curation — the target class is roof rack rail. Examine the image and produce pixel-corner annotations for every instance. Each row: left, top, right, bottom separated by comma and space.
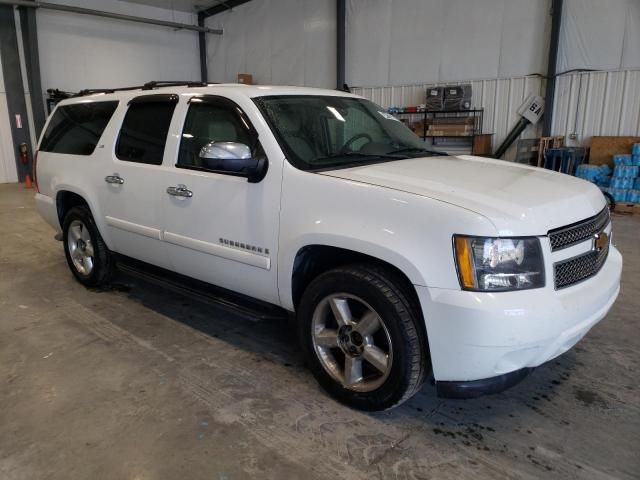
74, 85, 144, 97
141, 81, 209, 89
73, 81, 213, 97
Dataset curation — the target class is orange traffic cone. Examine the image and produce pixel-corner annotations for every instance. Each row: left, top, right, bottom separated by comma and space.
24, 174, 33, 189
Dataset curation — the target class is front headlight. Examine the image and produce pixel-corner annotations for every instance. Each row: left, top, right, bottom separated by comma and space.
453, 236, 545, 291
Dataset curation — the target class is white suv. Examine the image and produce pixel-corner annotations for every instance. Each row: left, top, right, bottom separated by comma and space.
34, 82, 622, 411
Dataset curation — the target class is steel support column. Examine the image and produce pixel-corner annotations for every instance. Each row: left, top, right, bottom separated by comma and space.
18, 5, 45, 136
542, 0, 563, 136
198, 12, 208, 83
336, 0, 346, 90
0, 5, 33, 181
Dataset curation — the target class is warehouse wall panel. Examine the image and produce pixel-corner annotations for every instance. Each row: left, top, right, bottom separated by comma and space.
353, 70, 640, 158
37, 0, 200, 93
552, 70, 640, 145
0, 51, 19, 184
205, 0, 335, 88
347, 0, 551, 88
559, 0, 640, 73
622, 1, 640, 69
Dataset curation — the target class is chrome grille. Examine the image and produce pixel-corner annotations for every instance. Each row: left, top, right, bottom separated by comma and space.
548, 208, 610, 251
554, 243, 609, 289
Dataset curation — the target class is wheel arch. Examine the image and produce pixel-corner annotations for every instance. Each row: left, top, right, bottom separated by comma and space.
288, 244, 426, 331
56, 190, 89, 226
55, 187, 112, 248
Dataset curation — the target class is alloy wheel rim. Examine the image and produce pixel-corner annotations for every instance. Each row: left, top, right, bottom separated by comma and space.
67, 220, 95, 276
311, 293, 393, 392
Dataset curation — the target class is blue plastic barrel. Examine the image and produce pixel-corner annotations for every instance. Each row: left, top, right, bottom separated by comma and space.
632, 143, 640, 156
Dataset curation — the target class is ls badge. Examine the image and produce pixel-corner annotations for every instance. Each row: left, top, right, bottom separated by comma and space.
594, 232, 609, 252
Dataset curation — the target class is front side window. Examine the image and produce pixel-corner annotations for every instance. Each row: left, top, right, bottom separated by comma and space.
40, 101, 118, 155
178, 100, 253, 169
116, 97, 177, 165
254, 95, 439, 171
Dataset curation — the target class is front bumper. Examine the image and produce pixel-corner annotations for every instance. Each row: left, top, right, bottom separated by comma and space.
436, 367, 533, 399
415, 245, 622, 392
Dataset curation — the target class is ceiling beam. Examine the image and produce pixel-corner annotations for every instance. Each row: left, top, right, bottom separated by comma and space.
0, 0, 223, 34
199, 0, 252, 19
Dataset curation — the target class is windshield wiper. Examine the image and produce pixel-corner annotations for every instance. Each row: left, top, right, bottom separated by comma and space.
316, 151, 409, 162
386, 147, 446, 156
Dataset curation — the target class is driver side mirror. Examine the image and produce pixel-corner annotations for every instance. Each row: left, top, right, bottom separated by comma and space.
198, 141, 268, 183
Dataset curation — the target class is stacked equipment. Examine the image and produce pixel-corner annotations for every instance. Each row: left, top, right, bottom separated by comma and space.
575, 164, 611, 187
604, 144, 640, 203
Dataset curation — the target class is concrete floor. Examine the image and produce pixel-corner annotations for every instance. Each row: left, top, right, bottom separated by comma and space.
0, 183, 638, 480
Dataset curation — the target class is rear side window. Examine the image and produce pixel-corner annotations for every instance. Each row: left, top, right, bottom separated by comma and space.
39, 101, 118, 155
116, 96, 177, 165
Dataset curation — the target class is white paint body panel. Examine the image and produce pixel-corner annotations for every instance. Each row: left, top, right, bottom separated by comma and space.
158, 92, 283, 304
34, 84, 622, 384
320, 154, 607, 236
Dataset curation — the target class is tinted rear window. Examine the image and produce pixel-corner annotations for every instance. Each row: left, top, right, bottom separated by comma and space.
116, 101, 176, 165
40, 101, 118, 155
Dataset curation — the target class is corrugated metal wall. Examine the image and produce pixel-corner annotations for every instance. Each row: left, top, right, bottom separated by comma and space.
552, 69, 640, 145
351, 75, 545, 160
352, 69, 640, 159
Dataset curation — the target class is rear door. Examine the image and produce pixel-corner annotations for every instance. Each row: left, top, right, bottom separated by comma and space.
99, 94, 177, 269
161, 95, 282, 305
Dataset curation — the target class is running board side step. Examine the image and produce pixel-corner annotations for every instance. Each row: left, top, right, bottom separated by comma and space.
115, 255, 288, 322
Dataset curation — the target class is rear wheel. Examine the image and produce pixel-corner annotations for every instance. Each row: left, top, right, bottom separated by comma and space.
62, 206, 114, 287
298, 264, 429, 411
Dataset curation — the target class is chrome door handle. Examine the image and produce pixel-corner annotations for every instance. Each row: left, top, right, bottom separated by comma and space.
105, 174, 124, 184
166, 185, 193, 198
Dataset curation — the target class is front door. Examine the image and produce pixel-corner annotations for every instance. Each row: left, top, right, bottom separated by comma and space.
100, 94, 177, 270
161, 95, 282, 305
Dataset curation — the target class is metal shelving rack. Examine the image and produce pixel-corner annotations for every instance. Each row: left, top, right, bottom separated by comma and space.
393, 109, 484, 145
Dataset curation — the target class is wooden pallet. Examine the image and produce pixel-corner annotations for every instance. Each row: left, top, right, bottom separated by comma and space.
537, 136, 564, 167
614, 203, 640, 215
515, 138, 539, 165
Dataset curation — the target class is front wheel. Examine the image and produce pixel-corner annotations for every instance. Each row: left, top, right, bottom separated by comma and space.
298, 265, 429, 411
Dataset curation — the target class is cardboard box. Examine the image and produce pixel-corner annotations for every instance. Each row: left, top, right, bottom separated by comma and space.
237, 73, 253, 85
428, 117, 475, 125
472, 134, 494, 155
412, 121, 426, 135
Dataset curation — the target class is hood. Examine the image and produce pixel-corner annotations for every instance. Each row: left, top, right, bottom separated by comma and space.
319, 155, 606, 236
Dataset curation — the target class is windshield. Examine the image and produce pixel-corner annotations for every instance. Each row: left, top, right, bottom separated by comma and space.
254, 95, 443, 171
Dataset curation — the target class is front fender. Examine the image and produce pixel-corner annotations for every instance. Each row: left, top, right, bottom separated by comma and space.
277, 163, 497, 310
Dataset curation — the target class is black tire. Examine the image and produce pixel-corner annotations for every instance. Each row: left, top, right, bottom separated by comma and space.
62, 205, 114, 288
298, 264, 429, 411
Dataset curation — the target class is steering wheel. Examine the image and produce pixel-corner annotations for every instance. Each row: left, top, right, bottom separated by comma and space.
340, 133, 373, 153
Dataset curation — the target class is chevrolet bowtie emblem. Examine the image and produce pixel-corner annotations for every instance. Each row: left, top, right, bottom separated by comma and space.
594, 232, 609, 252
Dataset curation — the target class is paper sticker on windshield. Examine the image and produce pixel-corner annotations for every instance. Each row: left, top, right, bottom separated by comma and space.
378, 111, 400, 122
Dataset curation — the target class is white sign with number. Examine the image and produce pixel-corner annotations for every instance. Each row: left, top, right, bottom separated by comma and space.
517, 95, 544, 125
